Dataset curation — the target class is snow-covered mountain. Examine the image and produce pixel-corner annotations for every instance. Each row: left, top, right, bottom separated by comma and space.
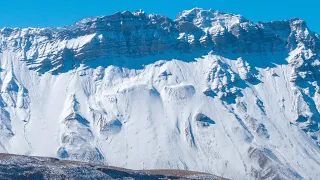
0, 7, 320, 179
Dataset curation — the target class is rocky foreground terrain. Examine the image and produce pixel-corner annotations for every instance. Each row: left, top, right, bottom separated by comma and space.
0, 153, 223, 180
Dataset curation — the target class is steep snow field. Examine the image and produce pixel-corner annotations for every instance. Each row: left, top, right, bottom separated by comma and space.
0, 8, 320, 179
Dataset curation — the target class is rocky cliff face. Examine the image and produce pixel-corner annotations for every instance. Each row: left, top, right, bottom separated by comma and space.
0, 8, 320, 180
1, 8, 319, 73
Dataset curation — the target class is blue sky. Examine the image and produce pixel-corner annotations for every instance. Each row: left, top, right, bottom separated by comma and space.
0, 0, 319, 33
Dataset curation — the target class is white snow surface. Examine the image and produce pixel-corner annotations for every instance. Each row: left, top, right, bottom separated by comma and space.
0, 8, 320, 180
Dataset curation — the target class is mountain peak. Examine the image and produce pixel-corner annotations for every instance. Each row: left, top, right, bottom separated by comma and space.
176, 8, 249, 29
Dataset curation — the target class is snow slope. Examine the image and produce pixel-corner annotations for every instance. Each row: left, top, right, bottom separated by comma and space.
0, 8, 320, 179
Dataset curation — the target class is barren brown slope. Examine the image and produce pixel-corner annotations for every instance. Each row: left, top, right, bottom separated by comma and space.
0, 153, 226, 180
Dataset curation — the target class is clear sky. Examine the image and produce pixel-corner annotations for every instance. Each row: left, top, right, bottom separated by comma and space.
0, 0, 319, 33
